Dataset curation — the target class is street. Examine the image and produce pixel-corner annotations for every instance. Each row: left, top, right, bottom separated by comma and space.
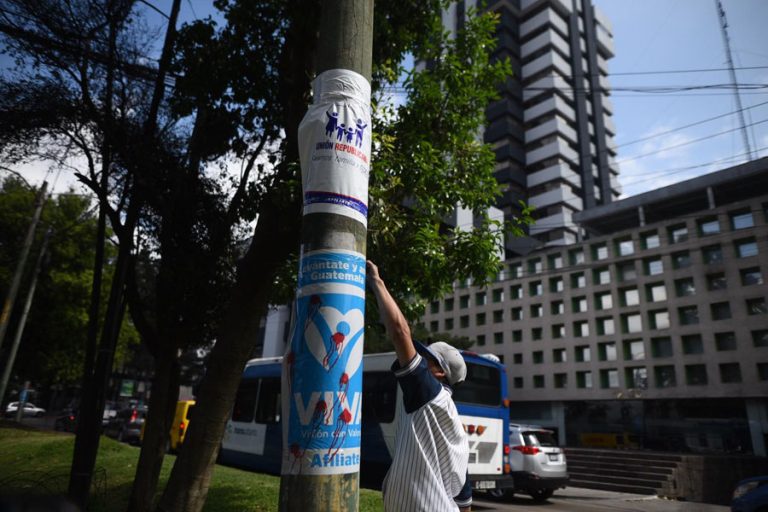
473, 488, 729, 512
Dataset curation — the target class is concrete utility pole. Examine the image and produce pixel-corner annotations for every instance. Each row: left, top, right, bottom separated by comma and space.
0, 181, 47, 357
278, 1, 373, 510
0, 229, 51, 407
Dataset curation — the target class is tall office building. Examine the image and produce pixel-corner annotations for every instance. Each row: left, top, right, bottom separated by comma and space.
443, 0, 621, 253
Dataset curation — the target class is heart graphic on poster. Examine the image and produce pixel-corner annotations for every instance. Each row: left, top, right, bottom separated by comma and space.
305, 306, 364, 373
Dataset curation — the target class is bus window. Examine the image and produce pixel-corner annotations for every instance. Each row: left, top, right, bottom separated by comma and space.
453, 363, 501, 407
254, 378, 281, 424
232, 379, 258, 422
363, 371, 397, 423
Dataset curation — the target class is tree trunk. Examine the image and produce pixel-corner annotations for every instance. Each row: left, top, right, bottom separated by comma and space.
155, 199, 299, 512
127, 349, 181, 512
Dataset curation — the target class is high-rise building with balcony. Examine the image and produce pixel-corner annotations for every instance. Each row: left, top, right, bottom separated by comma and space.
443, 0, 620, 254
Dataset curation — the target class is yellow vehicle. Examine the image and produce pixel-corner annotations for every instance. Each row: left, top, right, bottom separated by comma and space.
170, 400, 195, 451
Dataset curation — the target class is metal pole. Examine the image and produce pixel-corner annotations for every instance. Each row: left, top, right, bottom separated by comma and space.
0, 182, 47, 354
0, 229, 51, 407
278, 1, 373, 510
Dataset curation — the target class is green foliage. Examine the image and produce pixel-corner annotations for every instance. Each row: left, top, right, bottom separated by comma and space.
0, 177, 138, 386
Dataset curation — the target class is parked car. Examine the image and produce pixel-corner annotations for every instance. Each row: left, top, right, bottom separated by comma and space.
4, 402, 45, 418
488, 424, 569, 502
53, 408, 78, 432
732, 475, 768, 512
102, 401, 119, 426
104, 406, 147, 445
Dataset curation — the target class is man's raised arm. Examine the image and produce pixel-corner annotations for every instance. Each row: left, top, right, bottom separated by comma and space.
366, 261, 417, 367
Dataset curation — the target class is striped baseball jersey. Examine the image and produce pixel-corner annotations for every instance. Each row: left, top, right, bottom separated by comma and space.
382, 353, 470, 511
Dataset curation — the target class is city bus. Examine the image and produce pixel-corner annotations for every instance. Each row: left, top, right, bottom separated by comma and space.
218, 350, 515, 492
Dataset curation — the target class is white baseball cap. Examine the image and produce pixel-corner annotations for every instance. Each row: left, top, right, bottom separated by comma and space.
416, 341, 467, 387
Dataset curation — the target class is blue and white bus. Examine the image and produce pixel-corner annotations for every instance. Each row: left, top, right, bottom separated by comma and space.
219, 350, 515, 492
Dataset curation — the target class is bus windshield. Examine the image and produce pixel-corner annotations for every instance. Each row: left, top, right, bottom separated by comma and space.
453, 361, 502, 407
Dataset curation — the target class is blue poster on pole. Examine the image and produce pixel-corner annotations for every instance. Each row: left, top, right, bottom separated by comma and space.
282, 249, 366, 475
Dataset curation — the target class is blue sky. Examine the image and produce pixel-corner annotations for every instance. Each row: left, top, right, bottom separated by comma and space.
593, 0, 768, 196
5, 0, 768, 198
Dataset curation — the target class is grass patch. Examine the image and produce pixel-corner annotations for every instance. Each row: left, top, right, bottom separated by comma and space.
0, 423, 383, 511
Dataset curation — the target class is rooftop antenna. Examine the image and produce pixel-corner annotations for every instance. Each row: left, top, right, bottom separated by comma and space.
714, 0, 755, 160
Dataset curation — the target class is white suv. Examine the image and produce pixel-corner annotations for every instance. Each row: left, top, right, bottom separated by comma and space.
489, 424, 568, 502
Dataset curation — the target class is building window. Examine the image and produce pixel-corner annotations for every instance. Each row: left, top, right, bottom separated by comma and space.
595, 291, 613, 310
528, 258, 542, 275
532, 327, 543, 341
509, 262, 522, 278
571, 272, 586, 289
642, 231, 660, 250
460, 295, 470, 308
598, 341, 617, 361
576, 371, 593, 389
533, 351, 544, 364
730, 210, 754, 230
445, 318, 454, 330
510, 285, 523, 299
552, 323, 565, 338
549, 277, 564, 293
445, 297, 455, 311
682, 334, 704, 354
715, 332, 737, 351
644, 257, 664, 276
668, 224, 688, 244
575, 345, 591, 362
430, 301, 439, 314
533, 375, 545, 388
476, 335, 486, 346
702, 244, 723, 264
574, 320, 590, 337
530, 304, 543, 318
600, 369, 620, 389
493, 309, 504, 323
492, 288, 504, 303
553, 348, 567, 363
493, 332, 504, 344
476, 312, 487, 326
430, 320, 439, 332
554, 373, 568, 388
513, 377, 523, 388
510, 307, 523, 321
649, 310, 670, 330
597, 316, 615, 336
476, 292, 487, 306
617, 262, 637, 282
593, 267, 611, 285
735, 238, 758, 258
672, 251, 691, 269
685, 364, 708, 385
625, 367, 648, 389
624, 339, 645, 360
706, 272, 727, 291
621, 288, 640, 307
569, 248, 585, 265
651, 336, 673, 358
572, 296, 588, 313
675, 278, 696, 297
513, 353, 523, 364
551, 300, 564, 315
747, 297, 767, 315
512, 330, 522, 342
698, 217, 720, 236
753, 330, 768, 347
678, 306, 699, 325
710, 301, 732, 321
548, 253, 564, 269
592, 243, 609, 261
529, 281, 543, 296
741, 267, 764, 286
460, 315, 470, 328
646, 283, 667, 302
758, 363, 768, 381
616, 237, 634, 257
654, 365, 676, 388
719, 363, 742, 383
